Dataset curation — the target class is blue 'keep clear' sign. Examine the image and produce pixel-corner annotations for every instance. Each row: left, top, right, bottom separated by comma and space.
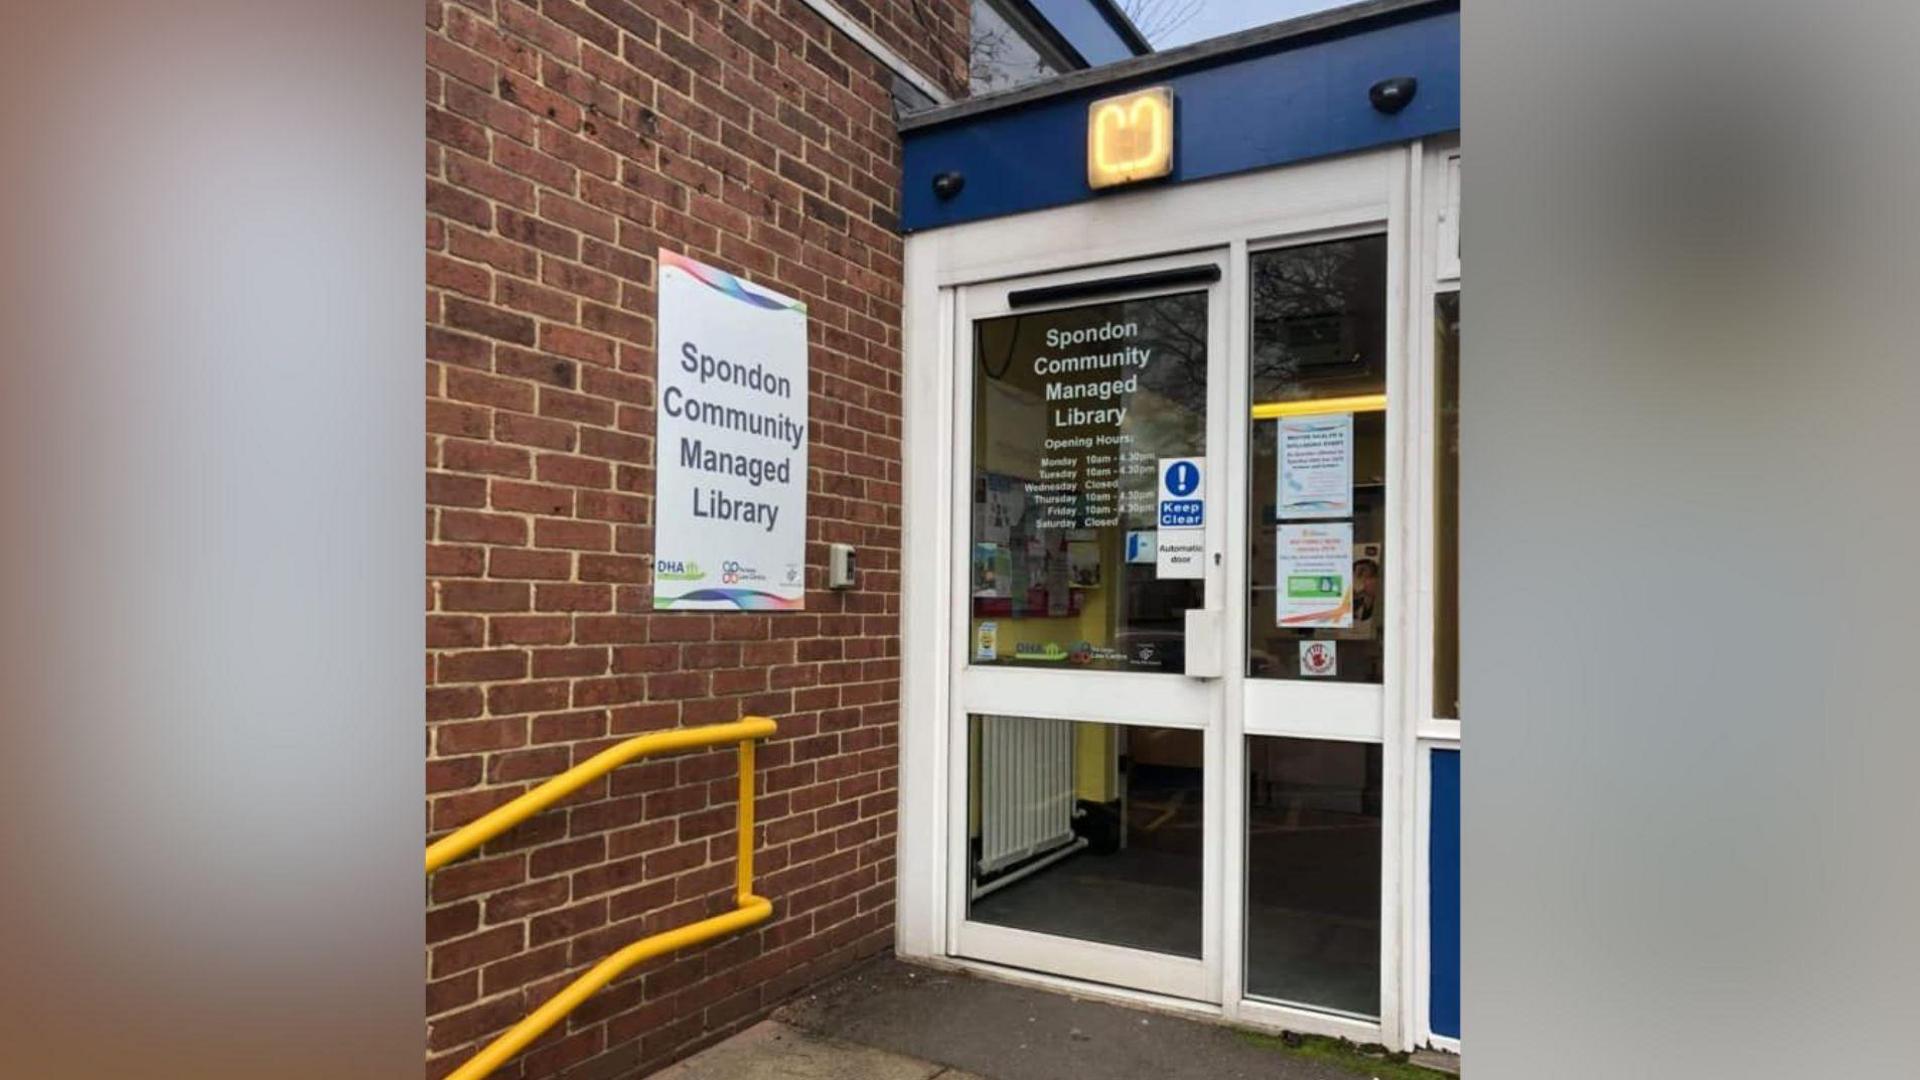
1159, 458, 1203, 527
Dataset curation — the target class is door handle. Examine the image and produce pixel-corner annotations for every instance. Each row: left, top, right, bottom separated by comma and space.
1184, 608, 1225, 679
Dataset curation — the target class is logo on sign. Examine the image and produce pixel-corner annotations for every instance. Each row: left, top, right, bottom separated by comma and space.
1087, 86, 1175, 189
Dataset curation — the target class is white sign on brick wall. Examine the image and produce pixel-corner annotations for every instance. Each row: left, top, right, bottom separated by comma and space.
653, 250, 809, 610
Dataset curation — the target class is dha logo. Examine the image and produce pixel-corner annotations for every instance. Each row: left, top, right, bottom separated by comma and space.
1014, 641, 1069, 662
654, 559, 705, 581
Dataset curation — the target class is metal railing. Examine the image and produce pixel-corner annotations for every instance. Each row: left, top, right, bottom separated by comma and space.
425, 716, 777, 1080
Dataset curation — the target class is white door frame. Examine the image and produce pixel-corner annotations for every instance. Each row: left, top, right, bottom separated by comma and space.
898, 144, 1418, 1047
945, 248, 1230, 1003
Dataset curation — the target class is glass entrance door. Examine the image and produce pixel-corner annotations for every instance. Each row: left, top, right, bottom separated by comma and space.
947, 251, 1228, 1002
943, 234, 1394, 1019
1237, 233, 1391, 1021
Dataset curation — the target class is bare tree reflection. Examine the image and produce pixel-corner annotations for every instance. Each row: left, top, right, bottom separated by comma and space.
1251, 236, 1388, 398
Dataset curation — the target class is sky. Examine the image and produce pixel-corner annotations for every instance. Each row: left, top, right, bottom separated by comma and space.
1148, 0, 1349, 49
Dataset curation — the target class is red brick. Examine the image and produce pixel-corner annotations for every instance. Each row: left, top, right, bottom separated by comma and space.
537, 453, 612, 488
489, 745, 574, 784
540, 124, 619, 180
431, 924, 524, 979
532, 709, 607, 743
427, 755, 483, 794
427, 685, 484, 722
439, 510, 528, 546
429, 852, 526, 905
427, 326, 492, 370
488, 547, 573, 581
436, 716, 528, 754
428, 615, 486, 648
486, 680, 572, 715
493, 137, 577, 192
490, 479, 573, 515
442, 438, 533, 478
539, 386, 617, 426
438, 649, 530, 683
576, 490, 645, 523
444, 296, 538, 346
539, 323, 620, 367
571, 675, 646, 707
423, 0, 951, 1067
530, 834, 608, 879
536, 583, 612, 612
427, 180, 492, 229
446, 225, 538, 277
445, 367, 536, 412
427, 543, 486, 578
578, 553, 647, 583
531, 647, 610, 678
488, 615, 574, 645
534, 518, 611, 551
574, 615, 649, 644
498, 275, 579, 322
494, 412, 577, 452
494, 345, 578, 389
428, 252, 491, 299
496, 205, 579, 259
428, 400, 491, 439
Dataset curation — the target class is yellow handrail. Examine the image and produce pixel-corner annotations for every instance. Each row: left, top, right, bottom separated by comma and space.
426, 716, 777, 1080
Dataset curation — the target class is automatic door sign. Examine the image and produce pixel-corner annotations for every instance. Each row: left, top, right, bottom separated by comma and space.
1125, 530, 1158, 564
1156, 456, 1205, 579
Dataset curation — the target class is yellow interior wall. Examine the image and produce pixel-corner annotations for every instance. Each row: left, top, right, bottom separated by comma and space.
972, 575, 1109, 658
1074, 723, 1117, 802
972, 527, 1142, 658
967, 721, 980, 837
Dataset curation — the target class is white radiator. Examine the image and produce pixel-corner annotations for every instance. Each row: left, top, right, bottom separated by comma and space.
976, 715, 1079, 877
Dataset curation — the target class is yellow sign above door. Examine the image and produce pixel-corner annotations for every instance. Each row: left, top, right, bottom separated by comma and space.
1087, 86, 1174, 189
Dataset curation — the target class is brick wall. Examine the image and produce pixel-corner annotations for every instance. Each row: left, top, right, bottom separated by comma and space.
424, 1, 965, 1076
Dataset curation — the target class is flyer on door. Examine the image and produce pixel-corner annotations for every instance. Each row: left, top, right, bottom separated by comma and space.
653, 250, 810, 610
1276, 522, 1353, 627
1277, 412, 1353, 519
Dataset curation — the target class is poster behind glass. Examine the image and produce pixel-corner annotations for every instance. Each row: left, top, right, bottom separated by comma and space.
970, 291, 1207, 673
1247, 236, 1389, 683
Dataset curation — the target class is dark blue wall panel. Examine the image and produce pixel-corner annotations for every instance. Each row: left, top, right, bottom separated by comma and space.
902, 5, 1458, 231
1430, 748, 1461, 1040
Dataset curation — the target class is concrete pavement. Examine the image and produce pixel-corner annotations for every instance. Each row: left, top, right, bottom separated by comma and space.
648, 955, 1459, 1080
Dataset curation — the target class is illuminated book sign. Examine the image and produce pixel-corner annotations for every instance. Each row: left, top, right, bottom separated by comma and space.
1087, 86, 1174, 190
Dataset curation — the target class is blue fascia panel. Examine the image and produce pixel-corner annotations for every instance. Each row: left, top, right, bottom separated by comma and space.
902, 7, 1458, 232
1027, 0, 1142, 65
1430, 748, 1461, 1040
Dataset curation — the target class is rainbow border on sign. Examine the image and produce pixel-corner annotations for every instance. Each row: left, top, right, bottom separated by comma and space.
658, 587, 805, 611
659, 250, 806, 313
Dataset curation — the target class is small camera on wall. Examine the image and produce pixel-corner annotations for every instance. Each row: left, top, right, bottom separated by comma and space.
828, 543, 856, 590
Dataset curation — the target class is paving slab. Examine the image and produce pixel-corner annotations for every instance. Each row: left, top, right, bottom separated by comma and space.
773, 956, 1366, 1080
1410, 1049, 1460, 1075
649, 1019, 951, 1080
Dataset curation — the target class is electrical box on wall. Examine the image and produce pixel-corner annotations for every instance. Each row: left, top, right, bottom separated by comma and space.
828, 543, 856, 589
